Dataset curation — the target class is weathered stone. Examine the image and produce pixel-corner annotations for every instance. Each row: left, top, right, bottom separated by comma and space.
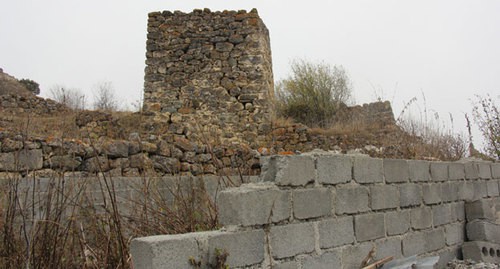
0, 149, 44, 172
151, 156, 180, 173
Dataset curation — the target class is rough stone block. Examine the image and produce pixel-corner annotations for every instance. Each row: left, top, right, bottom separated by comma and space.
467, 220, 500, 244
465, 162, 479, 180
478, 162, 492, 179
293, 188, 332, 219
386, 210, 410, 235
465, 199, 496, 221
445, 223, 465, 246
301, 250, 342, 269
399, 183, 422, 207
208, 230, 265, 267
375, 237, 403, 260
270, 222, 315, 259
217, 183, 290, 226
432, 204, 452, 226
131, 233, 202, 269
260, 155, 315, 186
316, 155, 352, 185
492, 163, 500, 179
430, 162, 449, 181
383, 159, 409, 183
342, 243, 373, 269
335, 186, 369, 214
463, 241, 500, 264
403, 232, 426, 256
353, 156, 383, 184
318, 216, 354, 248
449, 162, 465, 180
0, 149, 43, 172
355, 213, 385, 242
370, 185, 399, 210
422, 184, 441, 205
487, 180, 500, 197
410, 207, 432, 230
408, 160, 430, 182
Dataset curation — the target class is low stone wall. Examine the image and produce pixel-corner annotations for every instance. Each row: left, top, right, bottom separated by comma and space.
130, 154, 500, 269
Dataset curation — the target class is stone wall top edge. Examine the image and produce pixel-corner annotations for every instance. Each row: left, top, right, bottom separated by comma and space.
148, 8, 259, 17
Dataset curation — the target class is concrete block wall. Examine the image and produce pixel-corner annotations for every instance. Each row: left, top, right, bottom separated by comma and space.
130, 155, 500, 269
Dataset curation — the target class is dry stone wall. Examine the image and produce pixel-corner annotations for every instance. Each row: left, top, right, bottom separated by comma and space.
143, 8, 273, 146
130, 154, 500, 269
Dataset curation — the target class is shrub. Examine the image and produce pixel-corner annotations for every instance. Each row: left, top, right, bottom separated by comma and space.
472, 94, 500, 160
274, 59, 352, 128
18, 78, 40, 95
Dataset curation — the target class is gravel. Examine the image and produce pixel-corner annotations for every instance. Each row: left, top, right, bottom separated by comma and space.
447, 259, 499, 269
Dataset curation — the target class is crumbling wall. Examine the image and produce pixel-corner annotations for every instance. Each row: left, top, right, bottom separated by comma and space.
130, 155, 500, 269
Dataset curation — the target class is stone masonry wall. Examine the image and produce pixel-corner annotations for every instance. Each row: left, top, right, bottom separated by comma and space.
131, 154, 500, 269
143, 9, 273, 146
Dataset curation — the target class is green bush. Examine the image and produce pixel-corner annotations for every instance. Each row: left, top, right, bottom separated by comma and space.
274, 59, 352, 127
18, 78, 40, 95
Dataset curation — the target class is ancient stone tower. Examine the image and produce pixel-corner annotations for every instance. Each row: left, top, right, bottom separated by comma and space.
143, 8, 273, 146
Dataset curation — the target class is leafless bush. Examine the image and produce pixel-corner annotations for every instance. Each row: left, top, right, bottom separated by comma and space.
92, 81, 119, 111
49, 85, 87, 110
472, 94, 500, 160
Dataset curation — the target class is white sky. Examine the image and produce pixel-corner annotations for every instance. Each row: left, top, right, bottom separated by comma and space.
1, 0, 499, 139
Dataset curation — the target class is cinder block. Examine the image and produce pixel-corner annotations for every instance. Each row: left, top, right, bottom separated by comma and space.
410, 207, 432, 230
449, 162, 465, 180
131, 233, 204, 269
436, 246, 462, 269
270, 222, 315, 259
318, 216, 354, 248
467, 220, 500, 244
450, 201, 465, 222
274, 260, 298, 269
370, 185, 399, 210
335, 186, 369, 214
260, 155, 315, 186
375, 237, 403, 260
403, 232, 426, 256
430, 162, 449, 181
473, 181, 489, 200
458, 181, 475, 201
383, 159, 409, 183
445, 223, 465, 246
217, 183, 290, 226
355, 213, 385, 242
465, 199, 496, 221
353, 157, 383, 184
441, 182, 459, 202
386, 210, 410, 235
422, 184, 441, 205
342, 243, 373, 269
301, 250, 342, 268
478, 162, 492, 179
316, 155, 352, 185
491, 163, 500, 179
293, 188, 332, 219
487, 180, 500, 197
463, 241, 500, 264
208, 230, 265, 267
432, 204, 452, 227
408, 160, 430, 182
399, 183, 422, 207
465, 162, 479, 180
424, 228, 446, 252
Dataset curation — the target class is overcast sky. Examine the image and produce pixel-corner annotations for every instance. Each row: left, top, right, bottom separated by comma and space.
1, 0, 499, 139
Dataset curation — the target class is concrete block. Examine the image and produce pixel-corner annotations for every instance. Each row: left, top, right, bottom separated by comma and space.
464, 162, 479, 180
353, 156, 383, 184
445, 223, 465, 246
399, 183, 422, 207
459, 181, 475, 201
441, 182, 460, 202
408, 160, 430, 182
342, 243, 373, 269
422, 184, 441, 205
402, 232, 426, 256
370, 185, 399, 210
424, 228, 446, 252
131, 233, 203, 269
274, 260, 298, 269
467, 220, 500, 244
335, 186, 369, 214
217, 183, 290, 226
383, 159, 409, 183
463, 241, 500, 264
386, 210, 410, 235
355, 213, 385, 242
449, 162, 465, 180
473, 181, 489, 200
433, 204, 452, 226
491, 163, 500, 179
301, 250, 342, 269
430, 162, 449, 181
450, 201, 466, 222
410, 207, 432, 230
260, 155, 315, 186
487, 180, 500, 197
375, 237, 403, 260
293, 188, 332, 219
436, 246, 462, 269
208, 230, 265, 267
270, 222, 315, 259
316, 155, 352, 185
318, 216, 354, 248
465, 199, 496, 221
478, 162, 492, 179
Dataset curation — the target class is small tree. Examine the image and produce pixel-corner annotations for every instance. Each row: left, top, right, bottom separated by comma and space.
93, 81, 118, 111
275, 59, 353, 127
472, 94, 500, 160
49, 85, 86, 110
18, 78, 40, 95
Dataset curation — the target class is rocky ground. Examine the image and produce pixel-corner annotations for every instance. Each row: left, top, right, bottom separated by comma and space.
447, 259, 499, 269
